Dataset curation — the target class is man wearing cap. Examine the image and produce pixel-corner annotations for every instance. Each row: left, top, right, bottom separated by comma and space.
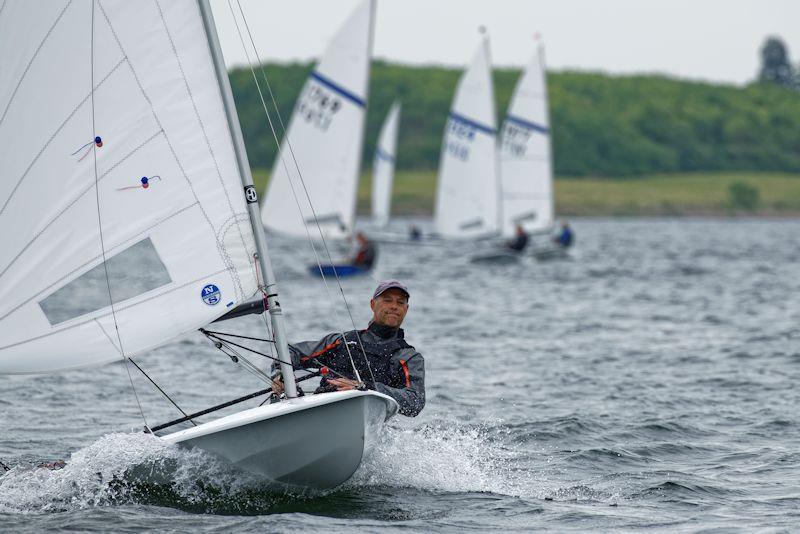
273, 280, 425, 417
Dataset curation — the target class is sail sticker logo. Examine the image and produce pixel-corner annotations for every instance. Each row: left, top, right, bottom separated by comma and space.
118, 175, 161, 191
201, 284, 221, 306
71, 136, 103, 162
244, 185, 258, 203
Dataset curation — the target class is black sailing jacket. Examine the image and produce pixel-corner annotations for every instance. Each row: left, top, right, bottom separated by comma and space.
287, 322, 425, 416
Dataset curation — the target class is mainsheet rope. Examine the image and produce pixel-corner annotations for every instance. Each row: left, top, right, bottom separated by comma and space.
226, 0, 376, 386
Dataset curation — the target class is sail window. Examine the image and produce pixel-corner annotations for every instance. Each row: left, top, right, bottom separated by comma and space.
39, 238, 171, 325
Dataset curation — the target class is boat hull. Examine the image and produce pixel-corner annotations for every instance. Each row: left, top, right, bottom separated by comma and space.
469, 250, 521, 264
308, 264, 369, 277
532, 246, 570, 261
160, 390, 397, 490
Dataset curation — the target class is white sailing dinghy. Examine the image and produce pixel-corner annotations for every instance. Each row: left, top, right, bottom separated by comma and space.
0, 0, 396, 490
371, 101, 401, 228
433, 33, 501, 240
498, 41, 564, 261
500, 42, 554, 237
261, 0, 373, 240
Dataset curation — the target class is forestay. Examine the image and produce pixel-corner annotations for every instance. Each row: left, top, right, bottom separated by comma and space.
434, 37, 500, 239
499, 44, 553, 236
261, 0, 372, 240
0, 0, 257, 373
371, 101, 401, 227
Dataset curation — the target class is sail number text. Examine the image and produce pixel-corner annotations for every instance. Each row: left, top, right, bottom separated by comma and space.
445, 119, 474, 161
297, 83, 342, 132
501, 122, 531, 157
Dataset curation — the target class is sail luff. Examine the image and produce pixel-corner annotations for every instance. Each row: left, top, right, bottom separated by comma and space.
197, 0, 297, 397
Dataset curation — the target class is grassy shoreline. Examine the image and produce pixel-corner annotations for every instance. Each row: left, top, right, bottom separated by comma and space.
251, 170, 800, 217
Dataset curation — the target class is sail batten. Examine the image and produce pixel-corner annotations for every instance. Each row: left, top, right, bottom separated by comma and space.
0, 0, 259, 374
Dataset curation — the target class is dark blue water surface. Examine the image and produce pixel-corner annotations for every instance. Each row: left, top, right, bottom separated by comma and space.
1, 218, 799, 532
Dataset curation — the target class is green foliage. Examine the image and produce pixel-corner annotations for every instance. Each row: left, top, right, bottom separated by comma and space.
230, 61, 800, 177
759, 36, 794, 88
727, 181, 760, 210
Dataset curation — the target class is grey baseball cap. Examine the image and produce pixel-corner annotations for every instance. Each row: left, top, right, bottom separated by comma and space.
372, 279, 410, 300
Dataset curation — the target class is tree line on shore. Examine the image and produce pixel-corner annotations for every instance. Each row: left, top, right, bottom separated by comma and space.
230, 49, 800, 178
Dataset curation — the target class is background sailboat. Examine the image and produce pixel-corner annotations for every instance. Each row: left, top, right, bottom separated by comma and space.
0, 0, 396, 490
372, 101, 401, 228
499, 41, 554, 237
433, 33, 500, 240
261, 0, 374, 240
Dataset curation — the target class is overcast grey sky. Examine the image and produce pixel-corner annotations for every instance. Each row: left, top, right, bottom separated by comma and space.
210, 0, 799, 86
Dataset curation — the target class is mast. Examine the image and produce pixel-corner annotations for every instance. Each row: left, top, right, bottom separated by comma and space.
197, 0, 298, 398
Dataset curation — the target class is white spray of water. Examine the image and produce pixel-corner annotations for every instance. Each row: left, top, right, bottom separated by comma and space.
348, 419, 538, 497
0, 420, 546, 514
0, 432, 259, 513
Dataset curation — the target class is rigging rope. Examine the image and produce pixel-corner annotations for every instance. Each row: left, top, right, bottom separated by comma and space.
88, 1, 151, 432
201, 329, 349, 381
226, 0, 376, 385
128, 358, 195, 426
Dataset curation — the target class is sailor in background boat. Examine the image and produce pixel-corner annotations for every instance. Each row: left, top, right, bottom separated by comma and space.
273, 280, 425, 416
409, 224, 422, 241
554, 220, 574, 249
506, 224, 530, 253
351, 232, 377, 270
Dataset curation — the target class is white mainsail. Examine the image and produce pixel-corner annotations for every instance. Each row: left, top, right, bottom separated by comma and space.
0, 0, 258, 374
499, 43, 553, 236
371, 101, 401, 227
261, 0, 373, 239
433, 36, 500, 239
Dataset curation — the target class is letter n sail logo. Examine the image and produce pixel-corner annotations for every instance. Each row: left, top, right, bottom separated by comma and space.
201, 284, 221, 306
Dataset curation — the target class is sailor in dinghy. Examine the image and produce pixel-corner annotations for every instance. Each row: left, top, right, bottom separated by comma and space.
273, 280, 425, 417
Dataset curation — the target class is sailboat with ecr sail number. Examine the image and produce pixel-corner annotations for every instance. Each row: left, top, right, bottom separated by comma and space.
0, 0, 396, 490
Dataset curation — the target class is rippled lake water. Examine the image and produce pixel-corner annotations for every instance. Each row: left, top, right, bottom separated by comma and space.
1, 217, 799, 532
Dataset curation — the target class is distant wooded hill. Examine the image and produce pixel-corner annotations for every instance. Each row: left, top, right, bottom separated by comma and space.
229, 61, 800, 177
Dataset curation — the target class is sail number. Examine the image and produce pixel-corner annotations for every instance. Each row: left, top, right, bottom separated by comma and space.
501, 122, 531, 157
445, 118, 474, 161
297, 83, 341, 132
